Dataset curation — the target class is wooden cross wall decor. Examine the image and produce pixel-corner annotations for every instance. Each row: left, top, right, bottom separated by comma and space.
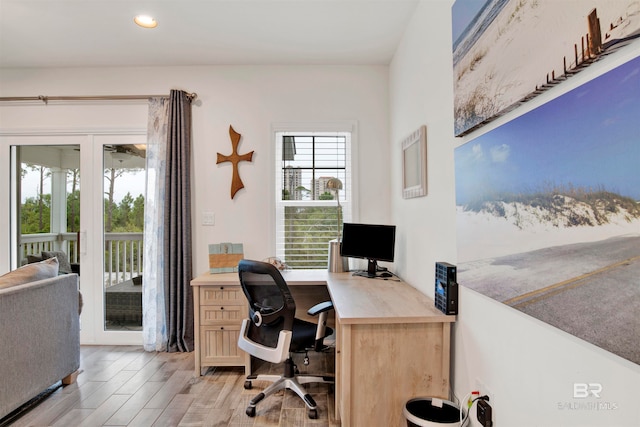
217, 125, 254, 199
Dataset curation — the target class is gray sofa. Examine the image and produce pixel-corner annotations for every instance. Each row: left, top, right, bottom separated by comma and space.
0, 273, 80, 419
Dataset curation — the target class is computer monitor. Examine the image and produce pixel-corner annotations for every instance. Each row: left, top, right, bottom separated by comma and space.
340, 223, 396, 278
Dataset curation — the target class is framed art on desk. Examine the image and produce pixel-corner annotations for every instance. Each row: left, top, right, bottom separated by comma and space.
208, 242, 244, 273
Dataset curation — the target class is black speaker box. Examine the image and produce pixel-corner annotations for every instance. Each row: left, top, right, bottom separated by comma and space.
435, 262, 458, 315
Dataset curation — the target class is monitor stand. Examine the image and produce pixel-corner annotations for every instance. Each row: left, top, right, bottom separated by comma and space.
352, 259, 379, 278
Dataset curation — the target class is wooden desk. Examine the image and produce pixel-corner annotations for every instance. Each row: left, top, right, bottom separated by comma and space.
191, 270, 455, 426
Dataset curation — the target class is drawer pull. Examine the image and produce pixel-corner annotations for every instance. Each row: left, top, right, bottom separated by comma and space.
220, 286, 224, 290
220, 307, 224, 310
220, 327, 224, 330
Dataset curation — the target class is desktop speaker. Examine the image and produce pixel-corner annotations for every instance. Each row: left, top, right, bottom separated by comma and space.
435, 262, 458, 315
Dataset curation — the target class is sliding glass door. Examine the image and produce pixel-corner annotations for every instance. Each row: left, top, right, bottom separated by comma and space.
5, 133, 146, 345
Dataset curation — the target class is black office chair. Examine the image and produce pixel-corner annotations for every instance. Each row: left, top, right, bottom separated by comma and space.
237, 259, 334, 419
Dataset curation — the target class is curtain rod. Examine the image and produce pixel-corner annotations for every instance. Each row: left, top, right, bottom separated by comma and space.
0, 92, 197, 104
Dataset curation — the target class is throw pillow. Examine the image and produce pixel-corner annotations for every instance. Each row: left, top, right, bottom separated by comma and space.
0, 257, 59, 289
27, 254, 43, 264
42, 250, 72, 274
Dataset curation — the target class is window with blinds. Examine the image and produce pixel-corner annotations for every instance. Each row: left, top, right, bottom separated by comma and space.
275, 131, 352, 269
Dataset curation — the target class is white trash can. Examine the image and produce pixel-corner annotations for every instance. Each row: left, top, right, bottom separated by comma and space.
404, 397, 465, 427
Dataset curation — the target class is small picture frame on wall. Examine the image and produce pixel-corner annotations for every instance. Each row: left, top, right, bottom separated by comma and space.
402, 125, 427, 199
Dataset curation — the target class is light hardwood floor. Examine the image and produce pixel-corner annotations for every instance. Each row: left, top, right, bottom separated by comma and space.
5, 345, 338, 427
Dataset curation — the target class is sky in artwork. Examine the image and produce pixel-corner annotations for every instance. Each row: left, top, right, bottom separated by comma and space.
455, 55, 640, 204
451, 0, 487, 44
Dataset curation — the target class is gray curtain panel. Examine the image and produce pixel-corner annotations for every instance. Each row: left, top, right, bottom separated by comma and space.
164, 89, 194, 352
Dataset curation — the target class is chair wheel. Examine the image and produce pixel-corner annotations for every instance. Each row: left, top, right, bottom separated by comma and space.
244, 380, 252, 390
307, 408, 317, 419
246, 406, 256, 417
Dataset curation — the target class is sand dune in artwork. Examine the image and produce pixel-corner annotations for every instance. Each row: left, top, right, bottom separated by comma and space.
456, 202, 640, 263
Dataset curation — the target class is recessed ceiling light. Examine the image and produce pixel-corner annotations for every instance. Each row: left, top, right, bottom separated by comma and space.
134, 15, 157, 29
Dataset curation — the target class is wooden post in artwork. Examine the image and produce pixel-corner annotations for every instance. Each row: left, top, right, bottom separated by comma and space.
587, 8, 602, 56
216, 125, 254, 199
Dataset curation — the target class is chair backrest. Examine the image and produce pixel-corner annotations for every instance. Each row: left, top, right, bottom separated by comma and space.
238, 259, 296, 350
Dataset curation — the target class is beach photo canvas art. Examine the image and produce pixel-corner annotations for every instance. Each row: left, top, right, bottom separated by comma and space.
452, 0, 640, 136
455, 56, 640, 364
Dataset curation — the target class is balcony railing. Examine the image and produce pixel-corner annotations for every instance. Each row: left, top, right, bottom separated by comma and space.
20, 232, 143, 287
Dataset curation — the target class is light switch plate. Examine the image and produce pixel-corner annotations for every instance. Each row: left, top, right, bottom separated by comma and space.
202, 211, 215, 226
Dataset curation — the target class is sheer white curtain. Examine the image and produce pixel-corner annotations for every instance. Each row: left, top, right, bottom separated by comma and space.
143, 97, 169, 351
142, 91, 194, 352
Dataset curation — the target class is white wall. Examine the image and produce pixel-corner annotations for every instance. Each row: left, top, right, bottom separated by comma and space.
0, 65, 391, 275
389, 1, 639, 426
389, 0, 458, 290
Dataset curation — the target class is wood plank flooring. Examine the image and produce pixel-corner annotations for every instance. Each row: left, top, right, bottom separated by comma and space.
5, 345, 339, 427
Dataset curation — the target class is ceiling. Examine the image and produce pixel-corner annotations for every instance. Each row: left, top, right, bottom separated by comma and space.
0, 0, 422, 69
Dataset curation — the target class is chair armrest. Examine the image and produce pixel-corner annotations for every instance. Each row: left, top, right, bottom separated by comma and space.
307, 301, 333, 317
237, 318, 292, 364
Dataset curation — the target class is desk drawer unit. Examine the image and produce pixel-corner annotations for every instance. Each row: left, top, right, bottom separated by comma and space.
195, 284, 250, 375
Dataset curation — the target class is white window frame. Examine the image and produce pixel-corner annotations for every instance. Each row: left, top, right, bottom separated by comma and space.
272, 122, 358, 270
